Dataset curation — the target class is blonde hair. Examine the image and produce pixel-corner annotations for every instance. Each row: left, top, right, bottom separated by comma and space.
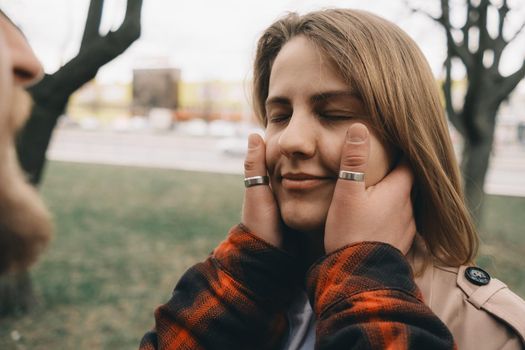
252, 9, 478, 267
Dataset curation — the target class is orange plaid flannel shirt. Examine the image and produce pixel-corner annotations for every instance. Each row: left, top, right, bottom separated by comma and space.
140, 225, 455, 349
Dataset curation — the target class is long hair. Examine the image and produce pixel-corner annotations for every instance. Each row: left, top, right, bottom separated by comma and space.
252, 9, 478, 267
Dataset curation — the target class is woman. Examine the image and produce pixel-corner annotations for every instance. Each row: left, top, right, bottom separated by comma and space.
251, 9, 525, 349
141, 9, 525, 349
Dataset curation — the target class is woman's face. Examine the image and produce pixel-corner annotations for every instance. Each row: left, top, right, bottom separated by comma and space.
265, 36, 392, 234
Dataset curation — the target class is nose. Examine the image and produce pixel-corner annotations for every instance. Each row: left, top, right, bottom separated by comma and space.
1, 15, 43, 86
10, 33, 43, 86
278, 112, 316, 159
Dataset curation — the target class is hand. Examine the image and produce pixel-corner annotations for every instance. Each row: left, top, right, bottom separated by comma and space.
324, 123, 416, 254
241, 134, 282, 248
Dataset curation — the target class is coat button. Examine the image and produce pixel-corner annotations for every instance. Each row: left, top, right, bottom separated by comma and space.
465, 267, 491, 286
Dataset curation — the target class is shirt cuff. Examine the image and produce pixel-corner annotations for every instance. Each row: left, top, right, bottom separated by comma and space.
306, 241, 421, 317
212, 224, 300, 304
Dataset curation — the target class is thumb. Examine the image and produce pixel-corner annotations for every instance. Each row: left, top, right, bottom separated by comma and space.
243, 133, 267, 180
336, 123, 370, 193
242, 133, 281, 247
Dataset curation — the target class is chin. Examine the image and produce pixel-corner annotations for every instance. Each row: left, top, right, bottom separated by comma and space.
280, 203, 326, 234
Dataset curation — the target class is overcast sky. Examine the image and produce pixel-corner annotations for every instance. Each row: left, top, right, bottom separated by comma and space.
1, 0, 524, 84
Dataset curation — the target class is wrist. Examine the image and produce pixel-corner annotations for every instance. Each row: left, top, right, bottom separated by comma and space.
212, 224, 299, 303
306, 242, 418, 316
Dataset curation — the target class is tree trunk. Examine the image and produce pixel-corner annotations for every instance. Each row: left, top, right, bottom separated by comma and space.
0, 270, 35, 316
460, 109, 497, 225
16, 93, 66, 186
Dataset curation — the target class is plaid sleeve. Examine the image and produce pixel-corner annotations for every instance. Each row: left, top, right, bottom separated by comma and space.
140, 224, 298, 350
307, 242, 456, 349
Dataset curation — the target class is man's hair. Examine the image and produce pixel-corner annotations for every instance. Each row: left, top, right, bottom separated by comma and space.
252, 9, 478, 268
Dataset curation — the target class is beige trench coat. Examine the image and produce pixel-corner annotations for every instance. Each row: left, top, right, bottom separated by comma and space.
409, 237, 525, 349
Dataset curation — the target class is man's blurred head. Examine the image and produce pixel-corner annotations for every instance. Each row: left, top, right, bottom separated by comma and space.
0, 10, 52, 274
0, 10, 43, 86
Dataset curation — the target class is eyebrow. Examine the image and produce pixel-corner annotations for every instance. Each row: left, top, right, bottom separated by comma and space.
265, 90, 361, 108
311, 90, 361, 103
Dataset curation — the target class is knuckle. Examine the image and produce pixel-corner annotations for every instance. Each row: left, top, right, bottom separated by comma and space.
244, 158, 257, 172
341, 153, 367, 167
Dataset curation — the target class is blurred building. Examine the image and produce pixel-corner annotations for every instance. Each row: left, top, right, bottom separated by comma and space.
132, 68, 181, 116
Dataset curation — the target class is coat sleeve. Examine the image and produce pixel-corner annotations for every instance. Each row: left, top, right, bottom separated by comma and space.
139, 224, 298, 350
306, 242, 456, 349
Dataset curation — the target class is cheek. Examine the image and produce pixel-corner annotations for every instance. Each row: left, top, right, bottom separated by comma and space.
319, 130, 347, 172
264, 131, 280, 176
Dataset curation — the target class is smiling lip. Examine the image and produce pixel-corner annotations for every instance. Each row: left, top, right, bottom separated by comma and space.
281, 173, 333, 190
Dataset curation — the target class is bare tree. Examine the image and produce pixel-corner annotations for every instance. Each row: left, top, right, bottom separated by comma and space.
17, 0, 143, 186
1, 0, 143, 316
410, 0, 525, 223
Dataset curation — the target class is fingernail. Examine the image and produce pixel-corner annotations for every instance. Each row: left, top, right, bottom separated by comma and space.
347, 123, 368, 144
248, 134, 260, 149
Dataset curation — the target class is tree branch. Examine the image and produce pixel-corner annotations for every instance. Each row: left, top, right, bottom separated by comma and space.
404, 0, 442, 24
439, 0, 474, 68
490, 37, 507, 77
497, 0, 510, 40
474, 0, 491, 62
461, 0, 477, 48
116, 0, 142, 36
494, 59, 525, 105
442, 55, 464, 135
80, 0, 104, 50
490, 1, 516, 79
508, 21, 525, 43
29, 0, 143, 112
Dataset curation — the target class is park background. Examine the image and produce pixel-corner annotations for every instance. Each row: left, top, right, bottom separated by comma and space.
1, 0, 525, 348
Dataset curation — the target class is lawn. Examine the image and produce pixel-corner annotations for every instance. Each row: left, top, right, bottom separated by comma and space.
0, 161, 524, 349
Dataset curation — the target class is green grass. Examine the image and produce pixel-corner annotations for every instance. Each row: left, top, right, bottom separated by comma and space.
0, 161, 244, 349
478, 195, 525, 295
0, 161, 523, 349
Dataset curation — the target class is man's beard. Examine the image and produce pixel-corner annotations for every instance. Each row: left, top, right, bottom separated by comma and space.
0, 87, 53, 274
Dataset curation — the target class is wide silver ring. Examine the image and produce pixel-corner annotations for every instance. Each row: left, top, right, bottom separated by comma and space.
338, 170, 365, 182
244, 175, 269, 188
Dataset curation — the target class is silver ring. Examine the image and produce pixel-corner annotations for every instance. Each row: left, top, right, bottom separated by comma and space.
338, 170, 365, 182
244, 175, 269, 188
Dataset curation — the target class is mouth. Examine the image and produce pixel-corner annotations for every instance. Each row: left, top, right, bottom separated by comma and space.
280, 173, 334, 190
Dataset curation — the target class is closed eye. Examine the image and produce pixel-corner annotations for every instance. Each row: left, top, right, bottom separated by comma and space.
269, 117, 290, 124
319, 114, 353, 120
317, 113, 364, 122
268, 114, 291, 124
318, 113, 357, 122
